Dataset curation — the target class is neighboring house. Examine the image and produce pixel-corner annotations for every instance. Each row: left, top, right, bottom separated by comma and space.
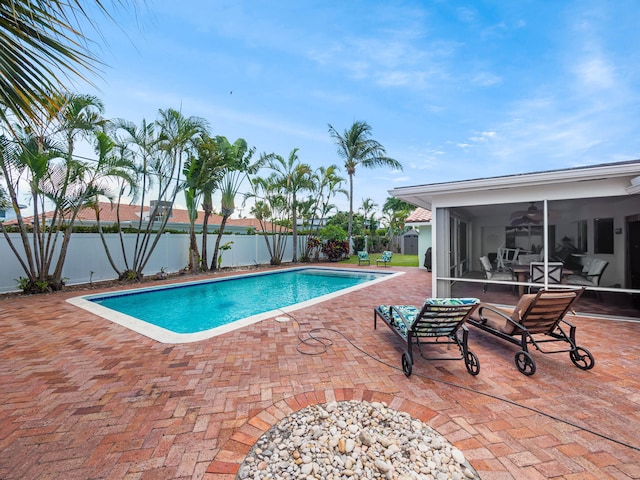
389, 160, 640, 305
4, 201, 288, 234
405, 207, 432, 268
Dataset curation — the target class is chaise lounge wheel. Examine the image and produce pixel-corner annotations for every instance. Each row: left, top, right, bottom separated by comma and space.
570, 347, 595, 370
464, 351, 480, 376
515, 351, 536, 375
401, 352, 412, 377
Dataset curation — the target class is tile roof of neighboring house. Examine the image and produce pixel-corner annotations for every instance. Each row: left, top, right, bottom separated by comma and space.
4, 202, 287, 232
405, 207, 432, 223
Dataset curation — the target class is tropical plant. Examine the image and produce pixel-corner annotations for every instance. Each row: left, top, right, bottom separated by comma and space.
217, 241, 233, 269
182, 155, 205, 272
328, 121, 402, 252
262, 148, 312, 263
382, 196, 413, 252
96, 109, 207, 280
298, 164, 347, 261
246, 174, 290, 265
210, 137, 259, 270
0, 0, 132, 126
360, 197, 378, 236
319, 224, 349, 261
0, 97, 133, 293
193, 133, 225, 270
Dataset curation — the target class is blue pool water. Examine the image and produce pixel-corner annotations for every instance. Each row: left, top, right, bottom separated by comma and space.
86, 268, 389, 334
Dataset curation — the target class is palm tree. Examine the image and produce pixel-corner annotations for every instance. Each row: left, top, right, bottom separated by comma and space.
49, 93, 107, 283
182, 155, 206, 272
264, 148, 312, 263
0, 124, 63, 291
101, 109, 206, 280
210, 137, 260, 270
246, 174, 290, 265
360, 197, 378, 237
300, 164, 346, 260
192, 133, 225, 271
131, 108, 206, 276
328, 121, 402, 252
0, 0, 132, 125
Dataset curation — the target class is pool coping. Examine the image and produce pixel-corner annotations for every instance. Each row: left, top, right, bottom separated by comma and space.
66, 266, 405, 344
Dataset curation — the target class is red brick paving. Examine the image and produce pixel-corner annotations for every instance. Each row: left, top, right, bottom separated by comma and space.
0, 266, 639, 479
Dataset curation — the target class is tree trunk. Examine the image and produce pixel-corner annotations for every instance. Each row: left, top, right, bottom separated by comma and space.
211, 215, 229, 270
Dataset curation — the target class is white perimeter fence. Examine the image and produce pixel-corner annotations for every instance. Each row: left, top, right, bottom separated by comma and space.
0, 233, 308, 293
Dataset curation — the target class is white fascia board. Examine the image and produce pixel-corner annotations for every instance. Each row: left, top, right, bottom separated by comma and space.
390, 161, 640, 206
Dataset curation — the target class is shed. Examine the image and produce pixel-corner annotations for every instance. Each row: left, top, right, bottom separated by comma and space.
401, 229, 419, 254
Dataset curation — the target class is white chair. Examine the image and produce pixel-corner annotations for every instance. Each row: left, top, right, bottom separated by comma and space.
566, 258, 608, 300
528, 262, 563, 292
496, 247, 520, 269
480, 256, 514, 293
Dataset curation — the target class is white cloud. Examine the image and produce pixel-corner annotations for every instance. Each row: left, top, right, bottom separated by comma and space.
471, 72, 503, 87
574, 56, 615, 90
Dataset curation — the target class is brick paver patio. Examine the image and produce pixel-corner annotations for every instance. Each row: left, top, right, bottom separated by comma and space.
0, 266, 638, 479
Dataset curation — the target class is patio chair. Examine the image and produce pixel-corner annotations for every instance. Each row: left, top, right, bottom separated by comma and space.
376, 250, 393, 267
528, 261, 563, 293
357, 251, 370, 266
479, 255, 515, 293
496, 247, 520, 269
374, 298, 480, 377
467, 288, 594, 375
566, 258, 608, 300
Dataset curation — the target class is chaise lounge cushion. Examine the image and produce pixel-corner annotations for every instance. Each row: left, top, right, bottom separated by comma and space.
377, 298, 479, 337
479, 294, 536, 335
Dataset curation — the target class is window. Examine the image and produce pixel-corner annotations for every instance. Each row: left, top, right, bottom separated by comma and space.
594, 218, 614, 254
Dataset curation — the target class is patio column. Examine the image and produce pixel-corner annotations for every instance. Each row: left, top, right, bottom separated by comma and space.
434, 207, 451, 297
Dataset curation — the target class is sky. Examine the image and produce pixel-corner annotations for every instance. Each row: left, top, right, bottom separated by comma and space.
75, 0, 640, 216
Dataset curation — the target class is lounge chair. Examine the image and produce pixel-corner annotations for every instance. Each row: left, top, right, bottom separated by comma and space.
467, 288, 594, 375
357, 251, 370, 266
479, 255, 514, 293
376, 250, 393, 267
374, 298, 480, 377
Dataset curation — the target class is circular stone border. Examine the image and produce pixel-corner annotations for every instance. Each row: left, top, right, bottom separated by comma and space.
238, 399, 480, 479
206, 388, 482, 478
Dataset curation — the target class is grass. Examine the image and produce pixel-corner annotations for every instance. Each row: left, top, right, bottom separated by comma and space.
339, 253, 420, 267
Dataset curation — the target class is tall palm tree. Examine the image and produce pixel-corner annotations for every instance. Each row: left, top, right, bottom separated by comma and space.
328, 121, 402, 252
0, 0, 131, 125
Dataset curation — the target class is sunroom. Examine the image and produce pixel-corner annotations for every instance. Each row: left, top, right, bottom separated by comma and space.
389, 160, 640, 319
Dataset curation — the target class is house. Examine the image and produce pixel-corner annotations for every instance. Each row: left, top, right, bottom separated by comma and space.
389, 160, 640, 314
405, 207, 432, 267
4, 202, 288, 234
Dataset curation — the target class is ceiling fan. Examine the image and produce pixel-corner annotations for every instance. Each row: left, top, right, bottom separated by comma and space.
510, 202, 543, 226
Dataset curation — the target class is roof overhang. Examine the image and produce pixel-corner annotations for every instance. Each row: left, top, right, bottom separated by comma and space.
389, 160, 640, 209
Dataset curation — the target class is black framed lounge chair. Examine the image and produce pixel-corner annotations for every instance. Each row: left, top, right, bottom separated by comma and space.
374, 298, 480, 377
357, 251, 370, 266
467, 288, 594, 376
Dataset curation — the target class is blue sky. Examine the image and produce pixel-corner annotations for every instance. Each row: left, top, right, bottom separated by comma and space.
80, 0, 640, 215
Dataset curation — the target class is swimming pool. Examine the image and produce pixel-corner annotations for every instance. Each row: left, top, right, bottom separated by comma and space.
67, 267, 402, 343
